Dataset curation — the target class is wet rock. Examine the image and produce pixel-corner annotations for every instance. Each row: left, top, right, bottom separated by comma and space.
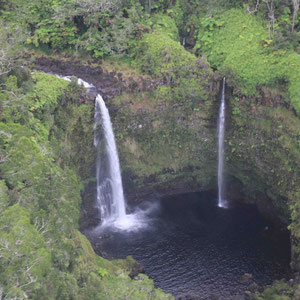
248, 282, 259, 293
176, 295, 195, 300
133, 274, 146, 281
99, 234, 110, 240
33, 56, 162, 100
240, 273, 253, 283
129, 261, 145, 279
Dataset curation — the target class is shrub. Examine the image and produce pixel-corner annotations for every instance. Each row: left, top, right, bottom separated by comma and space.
196, 9, 300, 114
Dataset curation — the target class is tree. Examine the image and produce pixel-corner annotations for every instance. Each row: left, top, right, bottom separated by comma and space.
0, 21, 24, 76
0, 205, 51, 299
292, 0, 299, 31
263, 0, 275, 39
75, 0, 120, 14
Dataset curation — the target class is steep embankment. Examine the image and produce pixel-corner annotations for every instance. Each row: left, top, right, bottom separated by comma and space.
107, 76, 299, 228
0, 69, 172, 299
27, 13, 299, 298
24, 53, 299, 298
33, 24, 299, 277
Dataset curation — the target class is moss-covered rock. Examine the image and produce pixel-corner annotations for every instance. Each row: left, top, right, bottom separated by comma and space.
0, 69, 171, 299
108, 73, 218, 202
98, 69, 299, 273
225, 90, 299, 219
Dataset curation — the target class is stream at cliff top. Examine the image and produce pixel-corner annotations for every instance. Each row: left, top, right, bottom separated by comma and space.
85, 192, 291, 299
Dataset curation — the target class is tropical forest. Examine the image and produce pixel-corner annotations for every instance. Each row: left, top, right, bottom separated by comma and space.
0, 0, 300, 299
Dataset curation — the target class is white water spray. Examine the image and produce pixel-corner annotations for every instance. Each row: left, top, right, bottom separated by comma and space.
217, 78, 227, 208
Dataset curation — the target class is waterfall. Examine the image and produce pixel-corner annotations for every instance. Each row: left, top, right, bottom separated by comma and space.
217, 78, 227, 208
56, 74, 147, 230
94, 95, 126, 223
56, 74, 127, 222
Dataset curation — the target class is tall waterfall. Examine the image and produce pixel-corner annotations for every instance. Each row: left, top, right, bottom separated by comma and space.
217, 78, 227, 208
56, 74, 147, 230
94, 95, 126, 223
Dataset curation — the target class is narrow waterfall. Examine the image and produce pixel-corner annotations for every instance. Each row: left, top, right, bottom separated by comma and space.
94, 95, 126, 223
217, 78, 227, 208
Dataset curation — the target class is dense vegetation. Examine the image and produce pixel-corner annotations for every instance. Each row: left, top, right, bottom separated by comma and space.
1, 0, 298, 110
1, 0, 299, 112
0, 0, 299, 299
0, 72, 171, 298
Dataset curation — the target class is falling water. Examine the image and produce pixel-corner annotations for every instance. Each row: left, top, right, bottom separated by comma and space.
55, 75, 127, 221
218, 78, 227, 208
94, 94, 149, 231
94, 95, 126, 223
56, 74, 147, 230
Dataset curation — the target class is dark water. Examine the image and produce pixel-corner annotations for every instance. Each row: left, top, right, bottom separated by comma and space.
86, 192, 291, 299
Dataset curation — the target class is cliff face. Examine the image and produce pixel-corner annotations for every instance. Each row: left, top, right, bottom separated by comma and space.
0, 68, 173, 299
110, 85, 218, 203
226, 87, 299, 225
34, 58, 299, 270
105, 74, 300, 270
108, 82, 299, 222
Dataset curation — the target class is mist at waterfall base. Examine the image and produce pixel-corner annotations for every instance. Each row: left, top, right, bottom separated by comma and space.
87, 192, 291, 299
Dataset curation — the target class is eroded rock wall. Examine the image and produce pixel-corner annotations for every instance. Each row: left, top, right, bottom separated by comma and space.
43, 58, 299, 270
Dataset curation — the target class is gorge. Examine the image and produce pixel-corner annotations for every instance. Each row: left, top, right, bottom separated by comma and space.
45, 66, 296, 298
78, 70, 293, 298
1, 1, 300, 298
24, 50, 299, 299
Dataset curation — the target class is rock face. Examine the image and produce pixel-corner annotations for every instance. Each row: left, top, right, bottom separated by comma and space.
225, 87, 299, 227
99, 74, 299, 269
110, 87, 219, 204
107, 83, 299, 225
34, 57, 162, 100
43, 58, 299, 270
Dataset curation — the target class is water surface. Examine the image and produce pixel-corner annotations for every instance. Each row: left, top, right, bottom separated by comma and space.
86, 192, 291, 299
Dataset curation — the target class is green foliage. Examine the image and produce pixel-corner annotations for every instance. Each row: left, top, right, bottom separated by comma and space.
1, 0, 152, 58
279, 53, 300, 114
197, 9, 300, 114
195, 15, 224, 52
28, 72, 68, 112
0, 180, 9, 214
98, 267, 108, 278
0, 69, 171, 299
288, 190, 300, 265
2, 136, 45, 188
0, 19, 25, 76
77, 4, 149, 58
252, 281, 294, 299
151, 14, 179, 41
133, 29, 211, 88
30, 19, 77, 49
0, 204, 51, 298
197, 9, 272, 91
